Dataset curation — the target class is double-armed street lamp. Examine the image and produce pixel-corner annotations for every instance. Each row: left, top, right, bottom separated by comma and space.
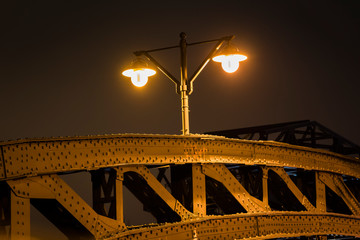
122, 32, 247, 135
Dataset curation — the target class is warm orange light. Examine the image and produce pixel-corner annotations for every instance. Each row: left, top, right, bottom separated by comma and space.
212, 44, 247, 73
122, 58, 156, 87
122, 69, 156, 87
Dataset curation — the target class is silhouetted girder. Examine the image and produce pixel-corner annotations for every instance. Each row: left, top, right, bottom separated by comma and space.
206, 120, 360, 158
31, 199, 93, 240
156, 168, 171, 188
207, 120, 311, 138
268, 170, 307, 211
91, 168, 117, 219
0, 182, 10, 235
227, 165, 263, 201
170, 164, 193, 211
123, 172, 181, 223
325, 186, 352, 215
343, 176, 360, 203
205, 176, 246, 215
288, 169, 317, 207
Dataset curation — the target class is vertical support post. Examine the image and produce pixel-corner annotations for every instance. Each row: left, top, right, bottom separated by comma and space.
262, 167, 269, 206
116, 171, 124, 223
10, 192, 30, 240
179, 32, 190, 135
192, 164, 206, 217
316, 172, 326, 212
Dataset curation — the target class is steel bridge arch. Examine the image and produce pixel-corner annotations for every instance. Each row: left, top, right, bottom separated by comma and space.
0, 133, 359, 239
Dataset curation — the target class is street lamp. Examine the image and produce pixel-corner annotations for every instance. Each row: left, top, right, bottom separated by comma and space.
122, 58, 156, 87
212, 43, 247, 73
122, 32, 247, 135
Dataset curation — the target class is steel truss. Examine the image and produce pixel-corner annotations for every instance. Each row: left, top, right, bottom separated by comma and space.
0, 134, 360, 239
206, 120, 360, 158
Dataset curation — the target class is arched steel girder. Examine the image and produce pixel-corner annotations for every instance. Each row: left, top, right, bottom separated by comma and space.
1, 134, 359, 181
1, 134, 360, 239
109, 212, 360, 240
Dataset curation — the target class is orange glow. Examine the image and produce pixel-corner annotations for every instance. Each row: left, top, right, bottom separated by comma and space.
213, 54, 247, 73
212, 43, 247, 73
122, 68, 156, 87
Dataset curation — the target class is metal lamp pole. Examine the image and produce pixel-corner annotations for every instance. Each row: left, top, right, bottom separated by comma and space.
179, 32, 190, 135
132, 32, 234, 135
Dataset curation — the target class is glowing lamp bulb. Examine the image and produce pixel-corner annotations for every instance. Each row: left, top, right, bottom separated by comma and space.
212, 42, 247, 73
221, 55, 240, 73
122, 68, 156, 87
130, 70, 149, 87
213, 54, 247, 73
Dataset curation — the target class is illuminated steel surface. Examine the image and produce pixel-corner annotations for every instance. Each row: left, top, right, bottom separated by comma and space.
0, 122, 360, 239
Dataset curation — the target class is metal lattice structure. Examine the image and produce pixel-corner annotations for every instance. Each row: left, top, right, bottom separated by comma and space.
206, 120, 360, 158
1, 121, 360, 239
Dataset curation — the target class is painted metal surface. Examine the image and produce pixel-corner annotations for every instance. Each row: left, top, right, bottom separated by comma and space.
109, 213, 360, 240
0, 134, 359, 181
0, 134, 360, 239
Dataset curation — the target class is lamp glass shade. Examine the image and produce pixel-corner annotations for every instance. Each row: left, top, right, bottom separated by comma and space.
212, 43, 247, 73
213, 54, 247, 73
122, 57, 156, 87
122, 68, 156, 87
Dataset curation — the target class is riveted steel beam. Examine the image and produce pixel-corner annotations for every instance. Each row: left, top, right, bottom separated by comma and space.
262, 167, 269, 206
1, 134, 360, 239
107, 212, 360, 240
269, 167, 316, 211
319, 172, 360, 215
202, 164, 269, 212
316, 171, 327, 212
1, 135, 359, 181
116, 171, 124, 223
192, 164, 206, 217
116, 165, 194, 220
7, 175, 125, 239
10, 192, 30, 240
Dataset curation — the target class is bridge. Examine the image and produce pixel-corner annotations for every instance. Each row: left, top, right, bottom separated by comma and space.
1, 120, 360, 239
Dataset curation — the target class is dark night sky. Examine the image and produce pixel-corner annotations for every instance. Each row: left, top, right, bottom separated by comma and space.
1, 1, 360, 238
1, 1, 360, 145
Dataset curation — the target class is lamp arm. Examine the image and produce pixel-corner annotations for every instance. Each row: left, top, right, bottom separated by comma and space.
133, 35, 235, 95
132, 35, 233, 54
138, 51, 181, 92
187, 35, 234, 47
187, 39, 228, 95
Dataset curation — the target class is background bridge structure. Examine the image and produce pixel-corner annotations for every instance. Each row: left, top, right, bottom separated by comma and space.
1, 120, 360, 240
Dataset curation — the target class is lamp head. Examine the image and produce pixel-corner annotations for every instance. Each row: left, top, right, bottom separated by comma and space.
122, 57, 156, 87
212, 43, 247, 73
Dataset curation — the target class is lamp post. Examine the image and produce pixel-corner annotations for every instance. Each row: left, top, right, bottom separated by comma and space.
122, 32, 247, 135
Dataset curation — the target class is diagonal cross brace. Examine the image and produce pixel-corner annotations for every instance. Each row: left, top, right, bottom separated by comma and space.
7, 175, 125, 239
201, 164, 269, 213
116, 165, 195, 220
